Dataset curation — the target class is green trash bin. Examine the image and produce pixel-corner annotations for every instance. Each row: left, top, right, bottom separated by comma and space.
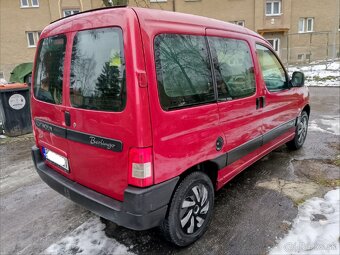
0, 83, 32, 137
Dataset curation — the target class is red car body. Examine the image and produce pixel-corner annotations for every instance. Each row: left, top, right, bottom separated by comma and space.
31, 6, 310, 241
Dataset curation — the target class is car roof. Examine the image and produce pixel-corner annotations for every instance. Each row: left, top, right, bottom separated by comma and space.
132, 7, 262, 40
46, 6, 263, 41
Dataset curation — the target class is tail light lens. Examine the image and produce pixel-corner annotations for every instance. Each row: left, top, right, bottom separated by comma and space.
128, 147, 153, 187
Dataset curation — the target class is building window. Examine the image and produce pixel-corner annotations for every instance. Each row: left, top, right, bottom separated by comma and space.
267, 38, 280, 55
26, 31, 40, 47
31, 0, 39, 7
231, 20, 245, 27
21, 0, 29, 7
21, 0, 39, 8
297, 54, 304, 60
299, 18, 314, 33
0, 72, 4, 79
266, 0, 281, 16
63, 9, 80, 17
306, 18, 314, 32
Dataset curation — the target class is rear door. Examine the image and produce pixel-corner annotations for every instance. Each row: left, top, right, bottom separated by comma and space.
206, 29, 263, 169
34, 9, 148, 201
64, 13, 147, 201
32, 34, 72, 179
65, 27, 128, 201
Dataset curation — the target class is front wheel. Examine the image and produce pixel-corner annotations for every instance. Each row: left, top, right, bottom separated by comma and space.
286, 111, 309, 150
160, 172, 214, 247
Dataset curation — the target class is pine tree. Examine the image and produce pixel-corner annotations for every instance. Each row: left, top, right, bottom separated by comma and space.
95, 62, 122, 110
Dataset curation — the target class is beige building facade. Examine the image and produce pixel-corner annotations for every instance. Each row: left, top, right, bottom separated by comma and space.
1, 0, 339, 80
0, 0, 104, 81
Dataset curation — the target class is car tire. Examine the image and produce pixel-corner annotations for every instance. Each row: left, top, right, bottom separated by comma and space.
286, 111, 309, 150
160, 171, 214, 247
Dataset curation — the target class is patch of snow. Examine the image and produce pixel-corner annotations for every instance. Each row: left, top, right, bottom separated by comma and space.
320, 118, 340, 136
0, 78, 8, 85
45, 217, 134, 255
327, 62, 340, 70
309, 121, 330, 134
0, 135, 6, 139
270, 188, 340, 255
309, 117, 340, 136
287, 60, 340, 87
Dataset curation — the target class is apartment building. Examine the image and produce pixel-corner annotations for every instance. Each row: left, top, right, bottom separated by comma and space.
131, 0, 340, 64
1, 0, 339, 80
0, 0, 105, 81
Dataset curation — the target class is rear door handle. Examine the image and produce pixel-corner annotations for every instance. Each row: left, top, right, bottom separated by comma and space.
65, 111, 71, 127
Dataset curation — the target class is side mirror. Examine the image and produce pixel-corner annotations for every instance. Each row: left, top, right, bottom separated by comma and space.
291, 71, 305, 87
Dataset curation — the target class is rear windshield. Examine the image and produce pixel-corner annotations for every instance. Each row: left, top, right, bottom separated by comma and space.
70, 27, 126, 112
34, 35, 66, 104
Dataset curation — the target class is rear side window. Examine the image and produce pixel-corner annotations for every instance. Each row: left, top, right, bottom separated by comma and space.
256, 44, 287, 92
154, 34, 215, 110
208, 37, 256, 100
70, 28, 126, 112
34, 35, 66, 104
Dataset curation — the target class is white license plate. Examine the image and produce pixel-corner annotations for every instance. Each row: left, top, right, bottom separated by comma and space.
42, 147, 69, 172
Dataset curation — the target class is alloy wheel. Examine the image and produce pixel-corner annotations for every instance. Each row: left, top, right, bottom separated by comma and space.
179, 183, 210, 234
297, 114, 308, 144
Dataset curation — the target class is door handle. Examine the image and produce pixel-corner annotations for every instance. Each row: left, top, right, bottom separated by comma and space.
261, 96, 266, 107
256, 98, 261, 109
65, 111, 71, 127
256, 96, 266, 109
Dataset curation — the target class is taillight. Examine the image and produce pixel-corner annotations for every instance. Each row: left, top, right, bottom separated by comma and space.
128, 147, 153, 187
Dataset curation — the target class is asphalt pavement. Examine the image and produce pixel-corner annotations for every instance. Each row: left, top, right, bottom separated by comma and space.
0, 87, 339, 255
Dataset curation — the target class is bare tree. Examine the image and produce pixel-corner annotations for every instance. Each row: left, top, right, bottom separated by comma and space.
102, 0, 168, 9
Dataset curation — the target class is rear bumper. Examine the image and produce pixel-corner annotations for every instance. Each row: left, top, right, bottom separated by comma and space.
32, 146, 179, 230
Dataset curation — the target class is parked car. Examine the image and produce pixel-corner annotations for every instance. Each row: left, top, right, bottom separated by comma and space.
31, 7, 310, 246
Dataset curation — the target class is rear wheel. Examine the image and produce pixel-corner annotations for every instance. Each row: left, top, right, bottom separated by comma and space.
160, 172, 214, 247
286, 111, 309, 150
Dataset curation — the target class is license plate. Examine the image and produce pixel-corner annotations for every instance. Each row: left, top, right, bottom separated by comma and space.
42, 147, 69, 172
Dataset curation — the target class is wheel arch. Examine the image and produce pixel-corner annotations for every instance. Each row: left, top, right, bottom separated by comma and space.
178, 160, 219, 191
163, 160, 219, 221
302, 104, 311, 117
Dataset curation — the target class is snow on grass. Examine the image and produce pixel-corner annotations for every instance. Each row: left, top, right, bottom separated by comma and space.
270, 188, 340, 255
287, 60, 340, 87
45, 217, 134, 255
